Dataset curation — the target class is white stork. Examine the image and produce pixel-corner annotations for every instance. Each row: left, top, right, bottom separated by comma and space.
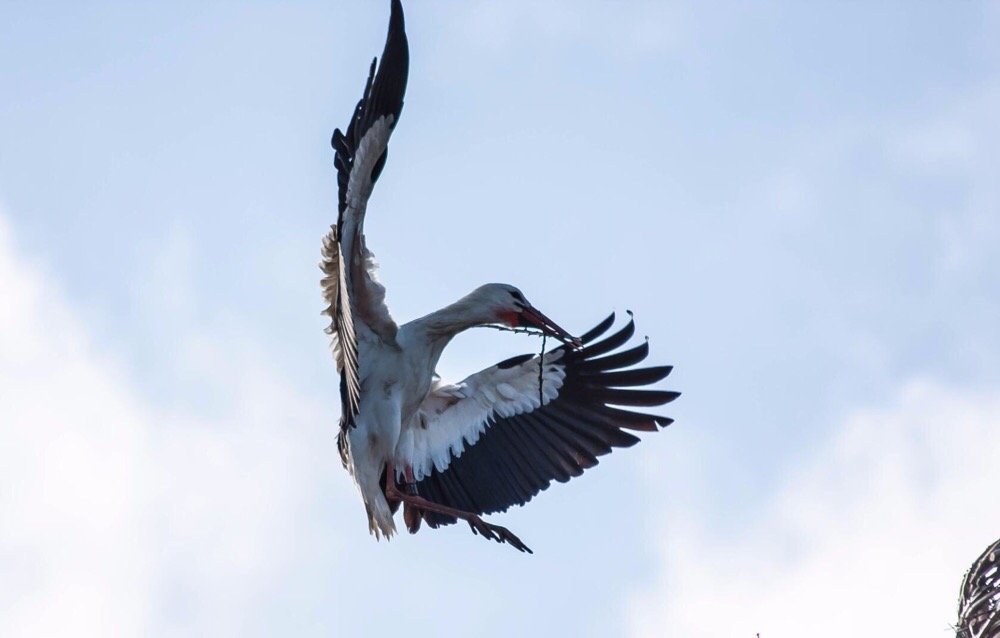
321, 0, 678, 553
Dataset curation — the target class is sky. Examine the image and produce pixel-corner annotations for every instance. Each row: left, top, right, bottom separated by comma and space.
2, 1, 999, 636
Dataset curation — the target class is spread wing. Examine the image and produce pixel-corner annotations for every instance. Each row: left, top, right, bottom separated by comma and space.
399, 313, 678, 526
321, 0, 408, 429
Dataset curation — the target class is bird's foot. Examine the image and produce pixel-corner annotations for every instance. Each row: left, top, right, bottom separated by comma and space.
384, 462, 531, 552
403, 502, 422, 534
467, 516, 532, 554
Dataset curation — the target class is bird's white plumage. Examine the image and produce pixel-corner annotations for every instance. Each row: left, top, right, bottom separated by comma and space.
396, 349, 567, 482
339, 114, 399, 344
320, 228, 357, 384
321, 115, 399, 416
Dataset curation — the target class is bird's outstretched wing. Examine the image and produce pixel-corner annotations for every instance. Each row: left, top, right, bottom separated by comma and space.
321, 0, 409, 428
398, 313, 678, 526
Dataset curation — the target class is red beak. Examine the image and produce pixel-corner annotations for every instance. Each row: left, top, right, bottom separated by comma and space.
520, 305, 583, 349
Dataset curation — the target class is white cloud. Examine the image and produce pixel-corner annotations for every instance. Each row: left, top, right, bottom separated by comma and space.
630, 380, 1000, 637
0, 211, 151, 634
0, 210, 340, 636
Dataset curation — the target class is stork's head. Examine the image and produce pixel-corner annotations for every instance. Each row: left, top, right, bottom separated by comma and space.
472, 283, 582, 348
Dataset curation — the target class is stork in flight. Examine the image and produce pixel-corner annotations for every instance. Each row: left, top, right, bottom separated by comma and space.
321, 0, 678, 553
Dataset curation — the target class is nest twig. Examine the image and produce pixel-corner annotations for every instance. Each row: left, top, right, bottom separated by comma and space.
476, 324, 548, 339
958, 536, 1000, 638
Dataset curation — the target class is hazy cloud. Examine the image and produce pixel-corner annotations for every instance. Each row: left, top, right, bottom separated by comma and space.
631, 380, 1000, 637
0, 209, 339, 636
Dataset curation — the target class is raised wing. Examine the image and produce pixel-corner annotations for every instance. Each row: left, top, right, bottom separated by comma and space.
400, 313, 678, 527
321, 0, 409, 426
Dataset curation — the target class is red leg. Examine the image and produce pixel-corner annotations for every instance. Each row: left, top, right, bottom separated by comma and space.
401, 466, 422, 533
386, 462, 532, 553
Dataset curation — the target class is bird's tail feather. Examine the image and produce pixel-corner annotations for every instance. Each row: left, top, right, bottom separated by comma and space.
358, 469, 397, 540
366, 497, 397, 540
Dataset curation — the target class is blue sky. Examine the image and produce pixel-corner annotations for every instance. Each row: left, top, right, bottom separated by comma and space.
2, 2, 999, 636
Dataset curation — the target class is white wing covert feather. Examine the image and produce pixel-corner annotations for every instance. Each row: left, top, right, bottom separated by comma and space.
399, 350, 568, 482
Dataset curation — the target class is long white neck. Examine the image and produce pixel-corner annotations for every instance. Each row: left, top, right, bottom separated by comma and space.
400, 291, 499, 376
412, 293, 497, 340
